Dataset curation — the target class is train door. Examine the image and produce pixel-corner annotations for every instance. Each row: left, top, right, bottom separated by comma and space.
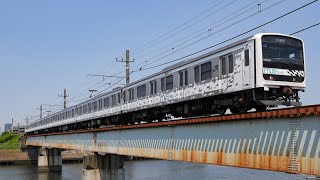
243, 40, 254, 87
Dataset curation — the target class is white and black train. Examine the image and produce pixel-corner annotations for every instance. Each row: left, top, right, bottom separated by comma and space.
26, 33, 306, 134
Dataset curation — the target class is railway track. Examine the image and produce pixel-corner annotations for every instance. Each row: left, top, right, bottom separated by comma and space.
26, 104, 320, 137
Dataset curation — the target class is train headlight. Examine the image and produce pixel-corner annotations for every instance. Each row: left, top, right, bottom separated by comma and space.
269, 75, 274, 80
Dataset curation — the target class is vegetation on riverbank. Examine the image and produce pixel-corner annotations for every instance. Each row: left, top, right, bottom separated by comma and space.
0, 132, 20, 149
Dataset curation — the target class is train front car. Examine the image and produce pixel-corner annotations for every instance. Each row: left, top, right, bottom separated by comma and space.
254, 33, 306, 108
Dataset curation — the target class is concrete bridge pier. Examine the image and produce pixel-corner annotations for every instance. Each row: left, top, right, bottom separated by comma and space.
82, 154, 125, 180
38, 147, 62, 172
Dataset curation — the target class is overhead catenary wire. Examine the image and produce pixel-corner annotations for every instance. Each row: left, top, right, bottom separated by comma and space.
66, 0, 245, 103
57, 20, 320, 114
290, 22, 320, 35
135, 0, 318, 72
28, 1, 318, 123
65, 21, 320, 114
127, 0, 240, 57
74, 0, 244, 93
65, 0, 292, 105
131, 0, 282, 72
115, 0, 229, 60
50, 0, 302, 104
132, 0, 263, 61
48, 0, 316, 111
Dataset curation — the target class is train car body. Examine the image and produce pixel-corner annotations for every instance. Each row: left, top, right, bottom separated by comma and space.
26, 33, 306, 134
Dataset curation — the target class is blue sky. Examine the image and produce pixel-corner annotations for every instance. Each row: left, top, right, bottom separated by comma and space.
0, 0, 319, 129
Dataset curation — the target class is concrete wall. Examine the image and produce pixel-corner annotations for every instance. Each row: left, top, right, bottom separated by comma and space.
26, 116, 320, 175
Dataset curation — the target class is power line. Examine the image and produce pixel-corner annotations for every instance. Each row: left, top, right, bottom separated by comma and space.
134, 0, 279, 71
136, 0, 318, 72
67, 0, 283, 104
127, 0, 240, 58
64, 0, 273, 104
290, 22, 320, 35
26, 2, 319, 124
125, 0, 279, 75
115, 0, 228, 59
41, 0, 316, 110
132, 0, 263, 62
56, 21, 320, 115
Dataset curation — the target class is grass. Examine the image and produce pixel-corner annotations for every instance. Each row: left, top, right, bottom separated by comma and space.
0, 132, 20, 149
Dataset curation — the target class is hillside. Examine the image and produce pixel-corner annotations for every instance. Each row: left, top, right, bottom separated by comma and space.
0, 132, 20, 149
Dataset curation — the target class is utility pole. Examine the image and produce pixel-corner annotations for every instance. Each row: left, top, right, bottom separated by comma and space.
126, 49, 130, 85
59, 88, 68, 109
116, 49, 134, 85
25, 117, 29, 127
40, 104, 43, 119
11, 118, 14, 132
63, 88, 67, 109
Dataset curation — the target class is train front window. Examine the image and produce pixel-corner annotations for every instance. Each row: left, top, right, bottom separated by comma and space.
262, 35, 304, 82
262, 35, 304, 67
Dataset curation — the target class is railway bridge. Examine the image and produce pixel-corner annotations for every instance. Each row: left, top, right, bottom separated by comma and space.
25, 105, 320, 179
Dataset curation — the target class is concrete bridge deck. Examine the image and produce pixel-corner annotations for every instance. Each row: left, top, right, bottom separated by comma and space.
25, 105, 320, 176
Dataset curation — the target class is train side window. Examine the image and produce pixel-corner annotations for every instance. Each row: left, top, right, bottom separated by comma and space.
221, 57, 227, 75
194, 66, 200, 82
123, 91, 127, 103
111, 95, 116, 106
150, 80, 157, 95
117, 93, 121, 104
166, 75, 173, 90
74, 108, 77, 116
161, 78, 165, 92
228, 55, 234, 73
137, 84, 146, 98
128, 88, 134, 101
93, 101, 98, 111
185, 70, 188, 85
104, 97, 110, 107
201, 62, 212, 81
98, 99, 102, 110
245, 49, 249, 66
83, 105, 86, 114
79, 106, 82, 115
179, 71, 183, 87
150, 81, 153, 94
179, 70, 188, 87
89, 103, 93, 112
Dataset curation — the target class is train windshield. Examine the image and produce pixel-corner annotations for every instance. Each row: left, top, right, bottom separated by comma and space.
262, 35, 304, 68
262, 35, 305, 82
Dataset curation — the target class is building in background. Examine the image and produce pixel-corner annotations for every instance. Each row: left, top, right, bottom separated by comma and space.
4, 123, 12, 132
12, 126, 25, 136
